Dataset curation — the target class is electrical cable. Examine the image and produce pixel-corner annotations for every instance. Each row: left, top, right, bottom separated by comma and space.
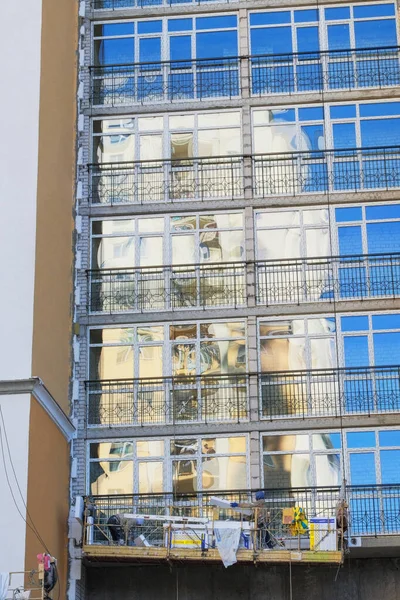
0, 406, 61, 600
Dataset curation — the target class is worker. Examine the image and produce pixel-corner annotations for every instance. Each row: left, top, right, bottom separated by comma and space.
107, 513, 145, 545
230, 491, 279, 549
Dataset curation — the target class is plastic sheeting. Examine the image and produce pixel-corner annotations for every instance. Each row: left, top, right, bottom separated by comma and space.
214, 524, 241, 568
0, 573, 9, 600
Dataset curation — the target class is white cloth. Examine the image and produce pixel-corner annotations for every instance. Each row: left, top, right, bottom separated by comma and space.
214, 524, 241, 568
0, 573, 9, 600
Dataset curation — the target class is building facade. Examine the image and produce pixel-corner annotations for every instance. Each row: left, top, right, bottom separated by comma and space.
72, 0, 400, 597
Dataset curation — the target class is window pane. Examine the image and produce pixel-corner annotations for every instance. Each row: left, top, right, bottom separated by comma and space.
333, 123, 356, 150
173, 459, 197, 493
338, 226, 362, 256
139, 345, 163, 377
90, 345, 134, 380
170, 35, 191, 61
380, 450, 400, 484
260, 337, 306, 371
138, 21, 162, 34
95, 38, 134, 66
172, 235, 195, 264
341, 316, 369, 332
198, 129, 240, 156
349, 453, 376, 485
296, 26, 319, 53
90, 460, 133, 495
354, 19, 397, 48
138, 461, 163, 493
251, 27, 292, 55
328, 24, 351, 51
335, 207, 362, 222
353, 4, 395, 18
171, 132, 194, 160
140, 134, 163, 160
139, 236, 163, 266
315, 454, 341, 486
250, 12, 291, 26
137, 440, 165, 456
361, 118, 400, 148
196, 31, 237, 59
379, 430, 400, 446
202, 456, 246, 490
367, 222, 400, 253
347, 431, 376, 448
263, 434, 308, 452
366, 204, 400, 220
343, 336, 369, 367
325, 7, 350, 20
373, 333, 400, 366
312, 433, 341, 449
139, 37, 161, 62
196, 15, 237, 29
372, 314, 400, 329
168, 18, 192, 32
263, 453, 310, 488
294, 9, 319, 22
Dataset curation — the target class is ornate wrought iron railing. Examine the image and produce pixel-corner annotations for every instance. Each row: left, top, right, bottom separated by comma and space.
86, 374, 249, 426
253, 145, 400, 196
87, 48, 400, 105
87, 146, 400, 204
89, 57, 240, 106
88, 156, 244, 204
91, 0, 240, 8
257, 252, 400, 306
84, 487, 341, 551
87, 253, 400, 314
84, 485, 400, 547
87, 262, 246, 313
259, 365, 400, 419
251, 46, 400, 95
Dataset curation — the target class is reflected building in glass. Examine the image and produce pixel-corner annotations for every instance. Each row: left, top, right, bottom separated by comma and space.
72, 0, 400, 594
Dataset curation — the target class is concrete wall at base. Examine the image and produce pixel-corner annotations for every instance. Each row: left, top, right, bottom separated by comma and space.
24, 399, 70, 599
0, 394, 31, 576
86, 560, 400, 600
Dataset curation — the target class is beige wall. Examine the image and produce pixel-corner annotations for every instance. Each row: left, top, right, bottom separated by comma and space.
24, 399, 70, 599
31, 0, 78, 413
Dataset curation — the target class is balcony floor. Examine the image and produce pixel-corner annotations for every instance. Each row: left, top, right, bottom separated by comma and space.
83, 544, 343, 565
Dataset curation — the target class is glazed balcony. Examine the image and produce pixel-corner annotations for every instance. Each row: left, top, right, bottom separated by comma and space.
83, 486, 344, 564
82, 486, 400, 563
260, 365, 400, 420
87, 262, 246, 314
256, 252, 400, 306
85, 366, 400, 428
88, 156, 244, 205
86, 373, 249, 427
88, 48, 400, 106
87, 146, 400, 205
89, 57, 240, 107
86, 253, 400, 315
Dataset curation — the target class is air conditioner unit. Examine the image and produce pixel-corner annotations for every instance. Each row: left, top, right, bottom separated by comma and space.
348, 536, 362, 548
68, 496, 84, 543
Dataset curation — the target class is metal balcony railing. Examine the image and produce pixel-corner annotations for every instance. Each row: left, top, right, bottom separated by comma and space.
88, 156, 244, 205
252, 145, 400, 196
256, 252, 400, 306
84, 485, 400, 553
90, 57, 240, 106
87, 48, 400, 106
86, 253, 400, 314
87, 146, 400, 204
251, 46, 400, 95
91, 0, 240, 8
259, 365, 400, 419
84, 486, 343, 556
86, 365, 400, 427
86, 374, 249, 426
87, 262, 246, 313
